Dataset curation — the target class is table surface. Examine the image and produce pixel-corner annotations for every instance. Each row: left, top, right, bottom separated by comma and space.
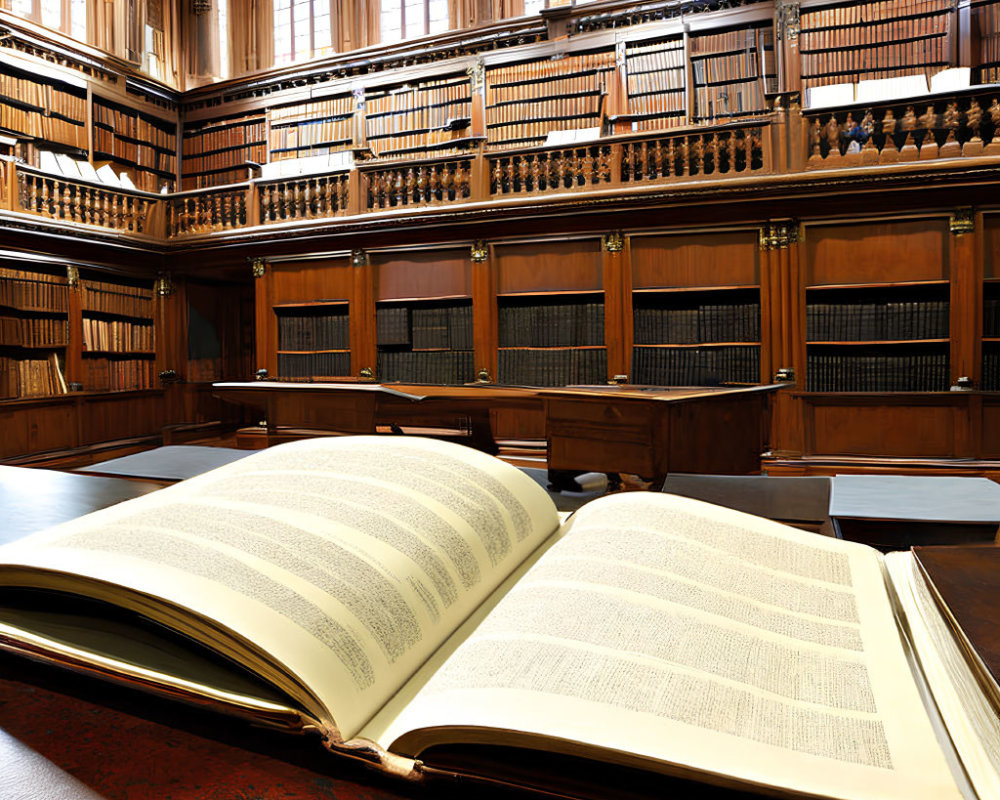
829, 475, 1000, 523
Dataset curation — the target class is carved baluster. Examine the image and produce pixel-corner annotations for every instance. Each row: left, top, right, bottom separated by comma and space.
209, 192, 219, 229
60, 184, 71, 220
528, 155, 540, 192
445, 163, 459, 201
455, 161, 469, 199
637, 141, 648, 180
726, 132, 737, 174
578, 150, 592, 185
314, 178, 326, 216
415, 165, 428, 203
490, 159, 502, 195
219, 193, 230, 228
136, 200, 149, 233
503, 159, 516, 195
678, 138, 689, 176
649, 140, 663, 179
266, 184, 277, 221
338, 176, 349, 213
516, 156, 529, 192
103, 192, 111, 227
710, 133, 721, 174
238, 193, 248, 226
40, 180, 50, 216
750, 129, 763, 171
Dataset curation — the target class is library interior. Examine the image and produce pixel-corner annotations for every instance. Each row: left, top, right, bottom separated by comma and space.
0, 0, 1000, 798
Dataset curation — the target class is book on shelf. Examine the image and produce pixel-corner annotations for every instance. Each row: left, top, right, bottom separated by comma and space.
0, 435, 996, 799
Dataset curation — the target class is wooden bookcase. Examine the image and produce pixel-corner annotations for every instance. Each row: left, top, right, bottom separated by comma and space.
629, 230, 763, 387
802, 219, 953, 394
373, 249, 474, 384
79, 274, 156, 392
485, 49, 615, 150
181, 111, 266, 190
269, 93, 355, 161
0, 264, 69, 399
0, 60, 87, 153
799, 0, 954, 91
974, 0, 1000, 83
689, 24, 776, 124
622, 34, 687, 133
275, 301, 351, 379
92, 96, 177, 192
363, 72, 475, 159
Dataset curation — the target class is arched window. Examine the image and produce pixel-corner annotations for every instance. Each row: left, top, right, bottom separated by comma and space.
380, 0, 448, 44
273, 0, 334, 65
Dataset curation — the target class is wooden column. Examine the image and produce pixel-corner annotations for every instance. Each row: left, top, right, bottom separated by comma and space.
65, 266, 83, 388
949, 207, 982, 387
350, 249, 376, 378
471, 240, 497, 382
601, 230, 629, 380
251, 258, 276, 377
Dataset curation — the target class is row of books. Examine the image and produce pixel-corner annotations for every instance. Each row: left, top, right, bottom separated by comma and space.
806, 351, 949, 392
82, 318, 154, 352
626, 41, 684, 76
487, 52, 615, 91
982, 346, 1000, 391
487, 119, 600, 145
93, 103, 176, 150
689, 28, 763, 57
631, 344, 760, 385
498, 302, 604, 348
487, 94, 601, 127
366, 102, 471, 142
627, 67, 684, 97
183, 144, 267, 178
800, 37, 949, 78
277, 351, 351, 378
488, 74, 606, 109
82, 282, 154, 319
277, 310, 350, 352
376, 349, 474, 384
497, 346, 607, 387
377, 304, 473, 350
984, 297, 1000, 337
93, 128, 177, 174
0, 104, 86, 149
269, 118, 354, 152
633, 303, 761, 345
979, 0, 1000, 67
83, 356, 155, 391
180, 167, 254, 190
693, 81, 766, 120
626, 92, 686, 117
807, 301, 949, 342
800, 0, 952, 31
271, 96, 354, 125
692, 52, 762, 87
628, 116, 688, 132
800, 13, 950, 54
182, 118, 266, 157
802, 66, 943, 90
0, 273, 68, 312
367, 82, 469, 119
0, 70, 85, 120
0, 315, 68, 347
0, 353, 66, 398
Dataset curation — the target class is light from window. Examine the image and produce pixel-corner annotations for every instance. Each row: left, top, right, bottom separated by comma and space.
217, 0, 229, 77
70, 0, 85, 40
274, 0, 334, 65
381, 0, 448, 44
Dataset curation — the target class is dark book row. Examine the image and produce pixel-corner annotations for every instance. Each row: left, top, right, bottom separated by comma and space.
631, 345, 760, 386
498, 347, 607, 387
984, 298, 1000, 338
0, 275, 68, 313
376, 349, 474, 384
278, 351, 351, 378
807, 300, 949, 341
83, 357, 155, 392
633, 302, 760, 345
498, 302, 604, 348
983, 347, 1000, 391
376, 304, 474, 351
277, 311, 350, 352
806, 351, 949, 392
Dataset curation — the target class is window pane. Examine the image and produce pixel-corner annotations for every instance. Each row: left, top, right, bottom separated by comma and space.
217, 0, 229, 77
381, 0, 402, 43
10, 0, 32, 16
70, 0, 86, 39
40, 0, 60, 27
428, 0, 447, 33
404, 0, 422, 37
523, 0, 545, 13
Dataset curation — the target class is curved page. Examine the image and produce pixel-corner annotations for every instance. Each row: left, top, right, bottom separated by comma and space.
0, 436, 560, 740
383, 492, 965, 800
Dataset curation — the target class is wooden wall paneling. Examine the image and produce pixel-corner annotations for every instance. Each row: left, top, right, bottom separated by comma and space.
78, 393, 166, 446
948, 209, 982, 387
494, 239, 603, 294
351, 252, 376, 377
155, 278, 186, 383
373, 249, 471, 301
806, 218, 950, 286
253, 261, 275, 376
981, 395, 1000, 458
601, 232, 627, 380
0, 405, 31, 458
471, 242, 497, 382
630, 230, 759, 289
26, 400, 79, 454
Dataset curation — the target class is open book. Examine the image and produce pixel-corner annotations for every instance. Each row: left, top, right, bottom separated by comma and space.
0, 436, 995, 800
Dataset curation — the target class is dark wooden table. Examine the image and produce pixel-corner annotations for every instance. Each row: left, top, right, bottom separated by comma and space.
212, 381, 780, 487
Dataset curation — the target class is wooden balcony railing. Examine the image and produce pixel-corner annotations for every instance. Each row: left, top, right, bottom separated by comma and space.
13, 165, 163, 236
4, 99, 1000, 242
804, 90, 1000, 169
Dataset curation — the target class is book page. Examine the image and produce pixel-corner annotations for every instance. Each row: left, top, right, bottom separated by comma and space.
0, 436, 560, 740
381, 493, 966, 800
885, 551, 1000, 800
